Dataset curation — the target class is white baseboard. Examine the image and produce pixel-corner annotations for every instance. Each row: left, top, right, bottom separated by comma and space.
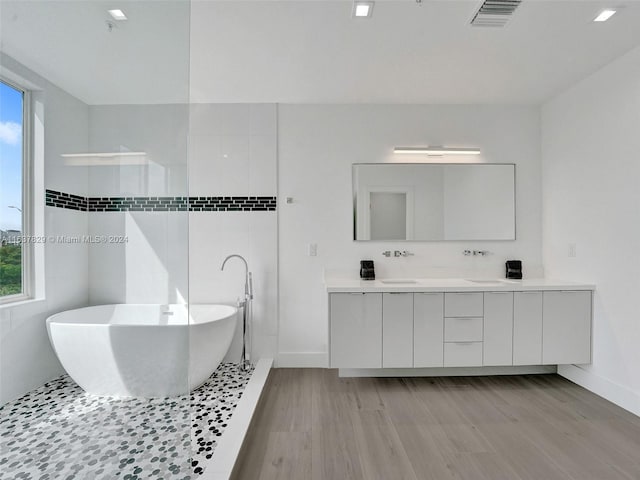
276, 352, 328, 368
201, 358, 273, 480
558, 364, 640, 418
339, 365, 557, 378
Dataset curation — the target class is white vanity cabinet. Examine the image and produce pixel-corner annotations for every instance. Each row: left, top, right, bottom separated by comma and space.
543, 291, 592, 365
330, 293, 382, 368
483, 292, 514, 366
413, 293, 444, 367
444, 292, 483, 317
382, 293, 414, 368
328, 283, 592, 371
513, 291, 543, 365
444, 293, 483, 366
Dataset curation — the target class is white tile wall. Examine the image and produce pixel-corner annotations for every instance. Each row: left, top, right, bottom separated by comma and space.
189, 135, 250, 196
0, 54, 90, 404
44, 208, 89, 311
86, 104, 190, 306
188, 210, 278, 362
88, 104, 189, 197
188, 104, 278, 361
88, 212, 188, 305
249, 135, 277, 196
189, 104, 250, 137
88, 213, 126, 304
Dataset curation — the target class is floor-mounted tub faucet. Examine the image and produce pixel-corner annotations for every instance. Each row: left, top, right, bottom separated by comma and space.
221, 254, 253, 371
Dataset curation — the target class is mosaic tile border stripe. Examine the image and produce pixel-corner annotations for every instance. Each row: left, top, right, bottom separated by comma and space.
46, 189, 277, 212
45, 190, 88, 211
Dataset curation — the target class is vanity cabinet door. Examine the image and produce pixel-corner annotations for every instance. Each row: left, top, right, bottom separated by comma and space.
330, 293, 382, 368
513, 291, 543, 365
543, 291, 592, 365
383, 293, 414, 368
413, 293, 444, 367
483, 292, 513, 366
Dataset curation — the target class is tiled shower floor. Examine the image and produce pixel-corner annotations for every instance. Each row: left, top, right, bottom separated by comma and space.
0, 363, 254, 479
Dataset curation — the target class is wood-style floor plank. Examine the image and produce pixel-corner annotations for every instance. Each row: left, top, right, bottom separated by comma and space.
231, 370, 640, 480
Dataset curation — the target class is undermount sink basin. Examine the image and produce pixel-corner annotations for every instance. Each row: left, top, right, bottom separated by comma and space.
381, 279, 418, 284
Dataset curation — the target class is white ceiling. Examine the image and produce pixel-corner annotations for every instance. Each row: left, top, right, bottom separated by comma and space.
2, 1, 640, 105
0, 1, 191, 105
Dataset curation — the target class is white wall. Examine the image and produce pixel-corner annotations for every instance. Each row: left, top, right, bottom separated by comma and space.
0, 54, 90, 404
87, 105, 189, 305
542, 45, 640, 416
88, 105, 189, 198
87, 103, 279, 362
278, 105, 541, 366
188, 104, 278, 362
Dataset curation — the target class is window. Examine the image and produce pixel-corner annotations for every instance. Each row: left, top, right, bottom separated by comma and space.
0, 78, 30, 302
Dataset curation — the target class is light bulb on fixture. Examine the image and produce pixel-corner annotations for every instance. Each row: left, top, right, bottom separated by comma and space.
394, 147, 481, 156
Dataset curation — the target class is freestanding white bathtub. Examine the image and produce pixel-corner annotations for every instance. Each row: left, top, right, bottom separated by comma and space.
46, 304, 237, 398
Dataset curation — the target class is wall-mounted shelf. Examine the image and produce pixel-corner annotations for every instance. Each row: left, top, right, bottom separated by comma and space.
61, 152, 148, 166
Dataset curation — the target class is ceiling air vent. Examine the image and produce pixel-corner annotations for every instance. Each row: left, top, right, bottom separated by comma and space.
471, 0, 522, 27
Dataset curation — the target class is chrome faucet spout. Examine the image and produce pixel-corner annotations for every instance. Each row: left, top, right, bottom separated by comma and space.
221, 254, 248, 273
221, 254, 253, 299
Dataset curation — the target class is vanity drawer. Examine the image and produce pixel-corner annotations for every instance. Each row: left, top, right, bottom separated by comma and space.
444, 317, 483, 342
444, 293, 483, 317
444, 342, 483, 367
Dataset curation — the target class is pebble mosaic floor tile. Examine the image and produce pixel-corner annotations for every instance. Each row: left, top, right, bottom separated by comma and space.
0, 363, 254, 479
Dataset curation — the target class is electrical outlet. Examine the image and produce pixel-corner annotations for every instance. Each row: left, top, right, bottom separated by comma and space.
568, 243, 577, 258
308, 243, 317, 256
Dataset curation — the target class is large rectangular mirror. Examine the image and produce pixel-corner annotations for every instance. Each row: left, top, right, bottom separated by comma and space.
353, 163, 515, 241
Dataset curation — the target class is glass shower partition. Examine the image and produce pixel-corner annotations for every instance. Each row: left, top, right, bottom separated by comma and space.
0, 1, 192, 477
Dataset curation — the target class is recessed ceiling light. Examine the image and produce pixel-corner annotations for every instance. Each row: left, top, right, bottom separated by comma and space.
593, 9, 616, 22
353, 1, 374, 18
108, 9, 127, 21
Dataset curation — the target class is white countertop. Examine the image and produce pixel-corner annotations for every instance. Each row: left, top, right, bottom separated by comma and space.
325, 277, 595, 293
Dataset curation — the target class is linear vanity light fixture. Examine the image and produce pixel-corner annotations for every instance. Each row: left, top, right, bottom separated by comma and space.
61, 152, 148, 166
393, 147, 481, 156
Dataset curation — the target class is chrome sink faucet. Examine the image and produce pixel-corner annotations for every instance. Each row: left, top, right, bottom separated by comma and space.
463, 250, 490, 256
383, 250, 414, 257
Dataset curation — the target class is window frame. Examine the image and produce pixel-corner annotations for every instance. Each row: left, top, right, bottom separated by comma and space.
0, 77, 34, 305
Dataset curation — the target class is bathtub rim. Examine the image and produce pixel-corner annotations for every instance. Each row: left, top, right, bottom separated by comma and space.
46, 303, 238, 328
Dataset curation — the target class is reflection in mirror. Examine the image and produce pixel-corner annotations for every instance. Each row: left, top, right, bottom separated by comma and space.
370, 191, 408, 240
353, 163, 515, 241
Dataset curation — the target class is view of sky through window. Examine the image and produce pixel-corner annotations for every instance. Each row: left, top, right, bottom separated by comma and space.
0, 79, 24, 296
0, 80, 23, 231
